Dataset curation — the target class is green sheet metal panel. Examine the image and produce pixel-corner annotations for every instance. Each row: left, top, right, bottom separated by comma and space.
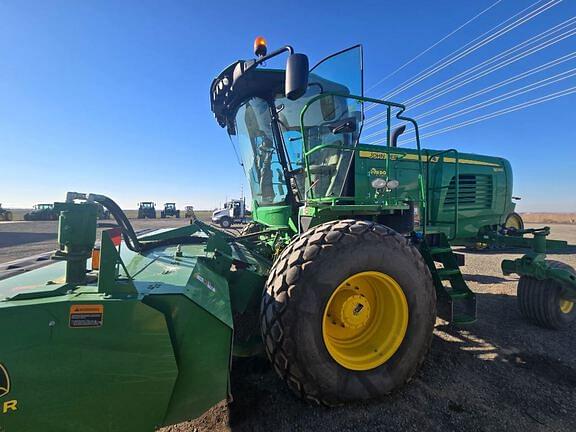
0, 295, 177, 432
130, 245, 233, 328
144, 294, 233, 426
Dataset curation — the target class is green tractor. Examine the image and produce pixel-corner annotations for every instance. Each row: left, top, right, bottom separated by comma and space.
0, 41, 574, 432
184, 205, 195, 218
161, 202, 181, 218
137, 201, 156, 219
0, 204, 12, 221
23, 203, 58, 221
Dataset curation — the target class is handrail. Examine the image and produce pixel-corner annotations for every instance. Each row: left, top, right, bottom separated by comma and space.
299, 93, 426, 219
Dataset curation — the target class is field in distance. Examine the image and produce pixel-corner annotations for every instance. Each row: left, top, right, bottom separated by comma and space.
5, 209, 214, 221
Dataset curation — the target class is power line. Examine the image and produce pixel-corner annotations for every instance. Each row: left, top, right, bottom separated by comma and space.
414, 51, 576, 120
365, 9, 573, 128
365, 0, 504, 93
389, 86, 576, 144
365, 0, 560, 111
402, 16, 576, 107
363, 65, 576, 141
417, 68, 576, 130
364, 24, 576, 136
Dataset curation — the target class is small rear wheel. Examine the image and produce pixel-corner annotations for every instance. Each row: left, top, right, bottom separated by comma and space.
261, 219, 436, 405
505, 212, 524, 231
517, 260, 576, 329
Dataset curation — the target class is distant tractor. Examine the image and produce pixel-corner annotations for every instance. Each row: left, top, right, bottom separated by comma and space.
24, 203, 58, 221
137, 202, 156, 219
184, 205, 195, 218
161, 203, 180, 218
211, 198, 250, 228
0, 204, 12, 221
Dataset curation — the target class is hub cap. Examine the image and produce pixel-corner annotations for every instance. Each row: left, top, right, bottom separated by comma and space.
322, 271, 409, 371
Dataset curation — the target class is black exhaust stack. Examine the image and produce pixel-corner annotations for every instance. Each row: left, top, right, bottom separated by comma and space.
390, 125, 406, 147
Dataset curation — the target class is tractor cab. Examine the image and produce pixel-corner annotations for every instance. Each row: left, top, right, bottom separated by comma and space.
211, 40, 425, 233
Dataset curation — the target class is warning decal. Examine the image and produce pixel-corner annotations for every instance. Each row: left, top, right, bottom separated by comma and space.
69, 304, 104, 328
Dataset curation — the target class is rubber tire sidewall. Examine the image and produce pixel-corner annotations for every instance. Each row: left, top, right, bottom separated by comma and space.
261, 219, 436, 405
220, 217, 231, 228
517, 260, 576, 329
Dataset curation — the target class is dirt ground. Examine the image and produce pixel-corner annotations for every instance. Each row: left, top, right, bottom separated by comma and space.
0, 220, 574, 431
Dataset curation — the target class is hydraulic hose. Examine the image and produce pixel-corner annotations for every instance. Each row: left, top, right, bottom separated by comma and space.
86, 193, 205, 253
87, 194, 143, 252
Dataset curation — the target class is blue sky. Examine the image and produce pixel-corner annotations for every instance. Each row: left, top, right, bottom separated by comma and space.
1, 0, 575, 211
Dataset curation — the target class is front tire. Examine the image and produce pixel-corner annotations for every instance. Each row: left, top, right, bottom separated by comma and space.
260, 219, 436, 405
220, 217, 231, 229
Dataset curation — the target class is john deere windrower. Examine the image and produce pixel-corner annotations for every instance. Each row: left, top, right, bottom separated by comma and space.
0, 39, 574, 432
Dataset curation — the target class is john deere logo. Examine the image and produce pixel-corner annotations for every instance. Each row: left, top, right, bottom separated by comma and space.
0, 364, 10, 398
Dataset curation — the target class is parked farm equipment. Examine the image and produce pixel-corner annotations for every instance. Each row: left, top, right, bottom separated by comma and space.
0, 204, 12, 221
23, 203, 58, 221
0, 40, 574, 432
137, 201, 156, 219
184, 205, 195, 218
161, 202, 180, 218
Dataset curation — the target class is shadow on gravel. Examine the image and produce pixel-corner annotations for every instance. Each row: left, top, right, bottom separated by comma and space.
219, 292, 576, 432
0, 232, 57, 248
462, 245, 576, 256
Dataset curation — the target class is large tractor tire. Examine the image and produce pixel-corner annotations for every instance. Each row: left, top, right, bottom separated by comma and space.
261, 219, 436, 406
504, 212, 524, 231
517, 260, 576, 329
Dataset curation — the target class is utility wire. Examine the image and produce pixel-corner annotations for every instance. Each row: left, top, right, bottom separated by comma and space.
416, 68, 576, 131
363, 65, 576, 142
365, 0, 560, 111
403, 16, 576, 106
364, 25, 576, 136
414, 51, 576, 120
365, 14, 576, 128
381, 0, 559, 100
387, 86, 576, 145
365, 0, 504, 93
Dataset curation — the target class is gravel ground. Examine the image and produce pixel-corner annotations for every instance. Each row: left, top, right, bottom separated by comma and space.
1, 220, 574, 431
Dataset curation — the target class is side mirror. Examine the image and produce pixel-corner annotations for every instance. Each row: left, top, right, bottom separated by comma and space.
285, 53, 309, 100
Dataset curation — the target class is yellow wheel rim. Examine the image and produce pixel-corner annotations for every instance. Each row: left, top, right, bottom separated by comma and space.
560, 299, 574, 314
322, 271, 409, 371
505, 214, 523, 230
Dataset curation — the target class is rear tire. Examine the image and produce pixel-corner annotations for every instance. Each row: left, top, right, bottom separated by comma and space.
505, 212, 524, 231
517, 260, 576, 329
260, 219, 436, 405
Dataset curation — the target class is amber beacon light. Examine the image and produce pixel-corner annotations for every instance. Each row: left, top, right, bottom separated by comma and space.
254, 36, 267, 57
